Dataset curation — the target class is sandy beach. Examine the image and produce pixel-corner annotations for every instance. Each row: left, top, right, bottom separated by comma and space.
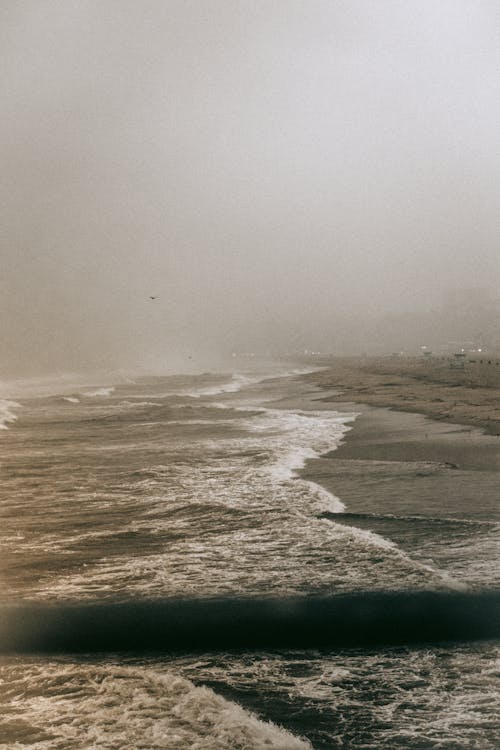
307, 355, 500, 435
300, 357, 500, 589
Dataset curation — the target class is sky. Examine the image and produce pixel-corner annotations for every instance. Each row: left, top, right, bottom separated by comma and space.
1, 0, 500, 375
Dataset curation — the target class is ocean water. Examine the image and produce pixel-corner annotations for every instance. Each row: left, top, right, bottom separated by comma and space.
0, 367, 498, 748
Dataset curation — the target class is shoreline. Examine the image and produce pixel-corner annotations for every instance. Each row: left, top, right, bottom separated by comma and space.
305, 356, 500, 435
302, 402, 500, 587
298, 363, 500, 587
303, 401, 500, 520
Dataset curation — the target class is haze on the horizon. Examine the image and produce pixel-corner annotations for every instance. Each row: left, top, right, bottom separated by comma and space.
2, 0, 500, 376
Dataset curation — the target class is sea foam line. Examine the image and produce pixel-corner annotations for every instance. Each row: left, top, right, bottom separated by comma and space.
244, 405, 466, 587
82, 387, 116, 398
183, 373, 259, 398
183, 367, 314, 399
0, 399, 22, 430
246, 407, 356, 512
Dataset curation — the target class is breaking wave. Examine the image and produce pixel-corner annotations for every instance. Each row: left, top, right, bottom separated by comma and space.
82, 387, 116, 398
0, 399, 21, 430
0, 663, 311, 749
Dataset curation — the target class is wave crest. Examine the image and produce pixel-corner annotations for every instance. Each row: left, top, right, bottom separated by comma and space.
82, 387, 115, 398
0, 663, 311, 749
0, 399, 21, 430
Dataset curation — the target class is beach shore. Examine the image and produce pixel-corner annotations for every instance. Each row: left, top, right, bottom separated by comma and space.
306, 355, 500, 435
299, 357, 500, 587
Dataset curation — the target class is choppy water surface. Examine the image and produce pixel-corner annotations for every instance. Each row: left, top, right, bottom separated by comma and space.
0, 367, 498, 748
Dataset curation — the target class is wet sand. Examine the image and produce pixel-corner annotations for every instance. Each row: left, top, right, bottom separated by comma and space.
300, 363, 500, 588
303, 403, 500, 520
307, 355, 500, 435
248, 371, 499, 588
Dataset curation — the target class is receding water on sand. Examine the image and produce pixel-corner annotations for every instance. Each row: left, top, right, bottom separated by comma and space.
303, 405, 500, 589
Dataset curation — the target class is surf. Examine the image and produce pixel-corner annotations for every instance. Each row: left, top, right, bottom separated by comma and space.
0, 399, 21, 430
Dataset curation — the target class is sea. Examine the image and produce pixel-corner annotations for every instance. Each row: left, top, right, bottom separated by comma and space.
0, 363, 498, 749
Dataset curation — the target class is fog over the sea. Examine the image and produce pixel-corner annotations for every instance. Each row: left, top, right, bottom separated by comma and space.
2, 0, 500, 376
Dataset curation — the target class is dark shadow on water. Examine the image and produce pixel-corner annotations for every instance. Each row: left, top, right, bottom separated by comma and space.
0, 591, 499, 654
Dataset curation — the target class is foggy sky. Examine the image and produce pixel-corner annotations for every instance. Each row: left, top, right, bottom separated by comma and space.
2, 0, 500, 375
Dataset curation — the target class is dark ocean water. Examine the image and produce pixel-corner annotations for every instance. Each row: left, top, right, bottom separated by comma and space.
0, 367, 498, 749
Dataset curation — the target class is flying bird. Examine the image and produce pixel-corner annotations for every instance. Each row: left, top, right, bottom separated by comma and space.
149, 296, 158, 300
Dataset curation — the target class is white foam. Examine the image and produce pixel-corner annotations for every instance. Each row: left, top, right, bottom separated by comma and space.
118, 400, 162, 407
278, 366, 324, 377
184, 373, 256, 398
0, 371, 122, 400
62, 396, 80, 403
82, 386, 116, 397
0, 399, 21, 430
0, 664, 312, 749
303, 480, 346, 513
171, 646, 500, 749
9, 371, 468, 603
249, 407, 356, 483
182, 368, 305, 399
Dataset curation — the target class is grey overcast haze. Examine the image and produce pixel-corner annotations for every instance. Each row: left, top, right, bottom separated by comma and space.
2, 0, 500, 376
